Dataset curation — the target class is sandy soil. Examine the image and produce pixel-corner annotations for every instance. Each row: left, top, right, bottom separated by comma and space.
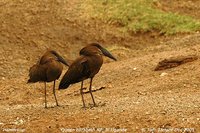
0, 0, 200, 133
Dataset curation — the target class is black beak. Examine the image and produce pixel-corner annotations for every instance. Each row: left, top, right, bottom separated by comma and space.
98, 46, 117, 61
57, 55, 69, 66
51, 51, 69, 66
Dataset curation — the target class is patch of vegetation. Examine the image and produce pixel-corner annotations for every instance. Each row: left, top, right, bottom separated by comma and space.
82, 0, 200, 35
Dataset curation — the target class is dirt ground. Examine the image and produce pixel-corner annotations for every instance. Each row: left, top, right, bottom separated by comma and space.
0, 0, 200, 133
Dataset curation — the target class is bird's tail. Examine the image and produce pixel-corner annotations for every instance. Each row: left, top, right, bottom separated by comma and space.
58, 80, 70, 90
58, 63, 83, 90
27, 79, 33, 83
27, 64, 46, 83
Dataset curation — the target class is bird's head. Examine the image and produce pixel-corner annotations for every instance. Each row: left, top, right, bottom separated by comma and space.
90, 43, 117, 61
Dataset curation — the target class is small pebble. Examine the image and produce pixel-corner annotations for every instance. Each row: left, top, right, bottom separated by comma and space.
160, 72, 168, 77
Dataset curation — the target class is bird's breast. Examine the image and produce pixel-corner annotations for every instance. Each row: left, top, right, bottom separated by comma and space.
88, 55, 103, 78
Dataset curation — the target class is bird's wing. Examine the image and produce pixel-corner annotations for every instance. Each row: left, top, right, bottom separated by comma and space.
27, 64, 47, 83
59, 57, 91, 89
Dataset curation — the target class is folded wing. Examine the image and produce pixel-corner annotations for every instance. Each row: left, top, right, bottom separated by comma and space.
59, 57, 90, 89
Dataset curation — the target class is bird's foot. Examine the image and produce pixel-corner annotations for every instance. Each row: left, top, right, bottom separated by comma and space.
93, 103, 98, 107
82, 87, 87, 90
81, 106, 88, 110
98, 102, 106, 107
88, 103, 98, 108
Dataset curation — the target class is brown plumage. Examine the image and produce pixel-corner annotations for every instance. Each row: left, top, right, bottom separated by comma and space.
59, 43, 117, 107
28, 50, 69, 108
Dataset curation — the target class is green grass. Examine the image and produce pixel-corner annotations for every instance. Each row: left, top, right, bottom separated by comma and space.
82, 0, 200, 35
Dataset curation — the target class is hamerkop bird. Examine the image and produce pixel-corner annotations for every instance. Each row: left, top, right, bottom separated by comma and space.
28, 50, 69, 108
59, 43, 117, 107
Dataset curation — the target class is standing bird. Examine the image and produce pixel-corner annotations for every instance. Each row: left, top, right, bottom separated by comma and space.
28, 50, 69, 108
59, 43, 117, 107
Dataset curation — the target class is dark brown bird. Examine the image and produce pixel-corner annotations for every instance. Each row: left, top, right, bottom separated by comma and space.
59, 43, 117, 107
28, 50, 69, 108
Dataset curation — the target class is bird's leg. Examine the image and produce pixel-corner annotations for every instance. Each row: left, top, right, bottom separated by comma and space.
89, 78, 97, 107
44, 82, 47, 108
80, 80, 86, 108
53, 80, 59, 106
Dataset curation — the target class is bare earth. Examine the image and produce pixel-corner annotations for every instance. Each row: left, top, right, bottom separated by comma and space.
0, 0, 200, 133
